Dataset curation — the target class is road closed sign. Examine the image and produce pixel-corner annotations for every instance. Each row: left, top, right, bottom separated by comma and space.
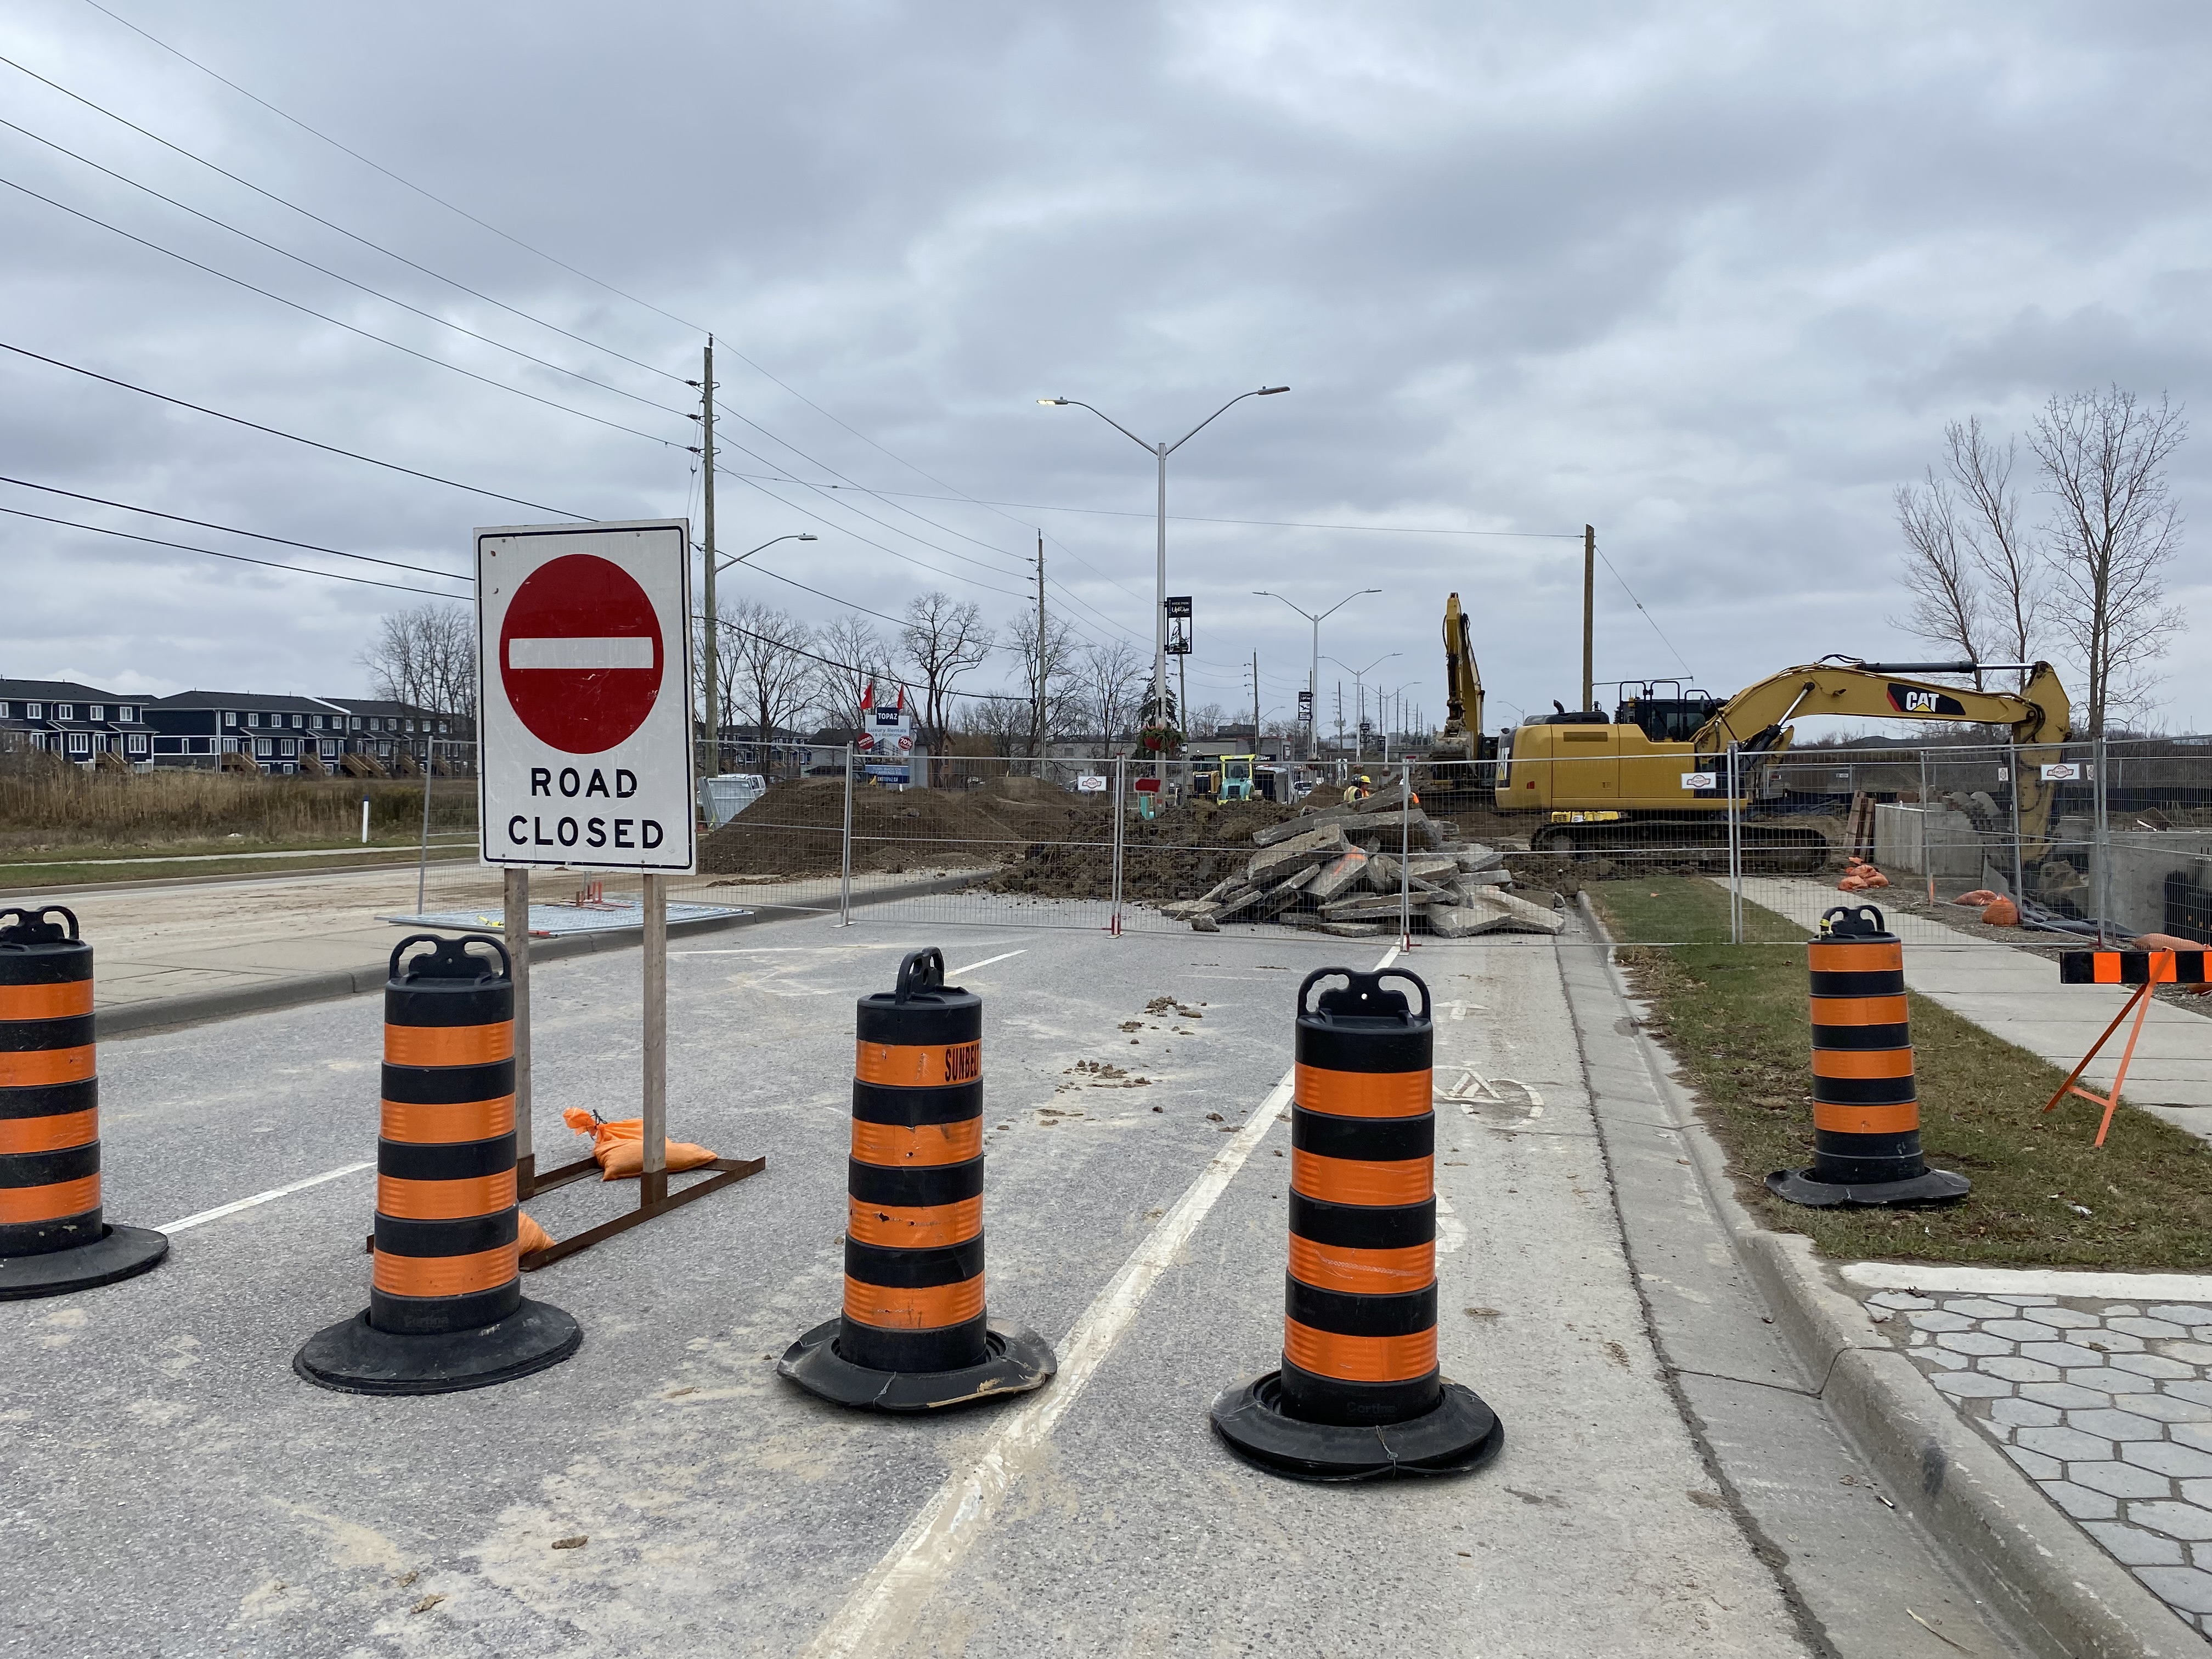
477, 520, 696, 873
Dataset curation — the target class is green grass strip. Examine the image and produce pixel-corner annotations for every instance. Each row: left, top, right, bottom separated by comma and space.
1594, 877, 2212, 1270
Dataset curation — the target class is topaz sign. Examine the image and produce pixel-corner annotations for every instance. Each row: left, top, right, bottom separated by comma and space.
477, 521, 695, 873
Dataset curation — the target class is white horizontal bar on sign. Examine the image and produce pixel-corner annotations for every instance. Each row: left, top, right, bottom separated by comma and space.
507, 636, 655, 670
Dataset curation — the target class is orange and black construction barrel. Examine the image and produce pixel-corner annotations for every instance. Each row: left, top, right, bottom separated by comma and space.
294, 934, 580, 1393
779, 947, 1054, 1412
1211, 967, 1502, 1481
2061, 947, 2211, 987
1768, 904, 1968, 1208
0, 905, 166, 1300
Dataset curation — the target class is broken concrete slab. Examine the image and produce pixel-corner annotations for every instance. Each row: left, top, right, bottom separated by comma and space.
1429, 904, 1510, 939
1307, 849, 1368, 903
1244, 823, 1349, 886
1189, 912, 1220, 933
1457, 887, 1566, 935
1321, 893, 1415, 922
1454, 845, 1505, 873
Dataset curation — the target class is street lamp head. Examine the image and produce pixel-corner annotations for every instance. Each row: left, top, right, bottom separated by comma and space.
1259, 386, 1290, 395
797, 533, 818, 541
1037, 397, 1068, 406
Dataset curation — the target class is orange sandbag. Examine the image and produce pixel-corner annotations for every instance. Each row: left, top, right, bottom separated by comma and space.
1982, 896, 2020, 927
1954, 890, 1998, 907
1862, 870, 1890, 889
2130, 933, 2212, 994
517, 1210, 556, 1254
562, 1108, 719, 1181
1838, 876, 1867, 891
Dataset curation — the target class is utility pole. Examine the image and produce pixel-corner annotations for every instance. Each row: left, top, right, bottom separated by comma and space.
1032, 530, 1046, 769
1250, 652, 1261, 752
1582, 523, 1595, 713
698, 339, 720, 774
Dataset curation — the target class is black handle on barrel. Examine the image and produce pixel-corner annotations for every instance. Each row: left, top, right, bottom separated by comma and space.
0, 904, 80, 945
390, 932, 512, 982
1820, 904, 1888, 938
1297, 964, 1431, 1022
893, 947, 946, 1002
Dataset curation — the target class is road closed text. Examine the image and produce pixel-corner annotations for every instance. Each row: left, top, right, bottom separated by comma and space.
506, 814, 665, 850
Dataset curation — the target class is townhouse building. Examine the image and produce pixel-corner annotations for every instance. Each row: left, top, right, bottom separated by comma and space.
0, 679, 159, 767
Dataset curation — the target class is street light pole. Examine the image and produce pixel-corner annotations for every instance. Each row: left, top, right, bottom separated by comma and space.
1040, 386, 1289, 745
1259, 589, 1381, 761
1325, 652, 1399, 765
696, 531, 817, 773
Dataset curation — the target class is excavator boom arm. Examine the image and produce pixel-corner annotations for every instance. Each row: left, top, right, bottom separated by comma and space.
1439, 592, 1483, 748
1693, 662, 2069, 753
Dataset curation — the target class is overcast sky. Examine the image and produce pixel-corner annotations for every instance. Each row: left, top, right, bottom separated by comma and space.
2, 1, 2207, 735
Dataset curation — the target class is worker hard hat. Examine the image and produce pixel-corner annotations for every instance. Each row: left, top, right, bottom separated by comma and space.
1357, 775, 1371, 785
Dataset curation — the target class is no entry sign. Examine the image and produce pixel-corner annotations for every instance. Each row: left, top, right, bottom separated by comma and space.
477, 520, 695, 873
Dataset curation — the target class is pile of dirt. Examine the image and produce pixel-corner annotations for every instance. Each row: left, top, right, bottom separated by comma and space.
699, 776, 1092, 877
987, 798, 1306, 901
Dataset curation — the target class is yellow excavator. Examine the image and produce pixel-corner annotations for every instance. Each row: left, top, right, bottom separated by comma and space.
1498, 658, 2072, 868
1418, 592, 1500, 805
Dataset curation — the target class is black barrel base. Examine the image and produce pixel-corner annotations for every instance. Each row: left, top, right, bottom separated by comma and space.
292, 1297, 580, 1396
1766, 1165, 1971, 1209
777, 1315, 1055, 1413
0, 1223, 167, 1302
1209, 1369, 1504, 1483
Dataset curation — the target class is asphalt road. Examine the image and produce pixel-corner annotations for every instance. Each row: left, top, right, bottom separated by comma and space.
2, 905, 2006, 1657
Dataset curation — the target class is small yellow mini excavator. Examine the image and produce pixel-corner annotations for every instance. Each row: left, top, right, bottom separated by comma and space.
1496, 658, 2072, 870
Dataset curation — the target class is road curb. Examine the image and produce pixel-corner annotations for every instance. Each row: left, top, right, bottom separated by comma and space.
1577, 894, 2200, 1659
94, 871, 985, 1040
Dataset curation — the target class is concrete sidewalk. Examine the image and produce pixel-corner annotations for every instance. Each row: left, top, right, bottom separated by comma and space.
15, 862, 973, 1020
1736, 877, 2212, 1137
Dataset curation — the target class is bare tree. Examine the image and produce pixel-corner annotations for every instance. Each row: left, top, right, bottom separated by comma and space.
808, 614, 891, 732
2030, 387, 2188, 737
1944, 417, 2043, 685
1189, 701, 1227, 739
720, 600, 815, 775
1892, 473, 1985, 672
362, 603, 477, 728
899, 593, 992, 779
1076, 638, 1144, 744
1008, 603, 1081, 762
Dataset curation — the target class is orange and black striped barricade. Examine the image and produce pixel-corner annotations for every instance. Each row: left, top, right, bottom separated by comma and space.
1768, 904, 1968, 1207
2043, 946, 2211, 1146
780, 947, 1054, 1412
1212, 966, 1502, 1481
0, 905, 166, 1300
294, 934, 580, 1393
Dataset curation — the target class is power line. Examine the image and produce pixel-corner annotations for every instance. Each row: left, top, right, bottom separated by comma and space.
77, 0, 710, 343
802, 482, 1587, 540
0, 47, 689, 388
0, 339, 592, 518
0, 173, 687, 449
1593, 542, 1694, 678
0, 113, 697, 423
0, 475, 470, 583
2, 503, 466, 599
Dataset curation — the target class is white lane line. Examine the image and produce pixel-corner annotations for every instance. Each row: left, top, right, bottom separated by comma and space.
158, 1161, 374, 1234
948, 949, 1026, 977
802, 943, 1397, 1659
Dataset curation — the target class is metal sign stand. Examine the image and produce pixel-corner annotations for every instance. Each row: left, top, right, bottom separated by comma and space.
474, 518, 763, 1269
514, 878, 765, 1272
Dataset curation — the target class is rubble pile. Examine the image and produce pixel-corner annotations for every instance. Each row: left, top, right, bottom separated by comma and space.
987, 799, 1305, 900
1155, 782, 1565, 938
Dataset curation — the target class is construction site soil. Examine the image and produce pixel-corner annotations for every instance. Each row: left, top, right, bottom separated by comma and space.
698, 781, 1870, 916
697, 778, 1306, 894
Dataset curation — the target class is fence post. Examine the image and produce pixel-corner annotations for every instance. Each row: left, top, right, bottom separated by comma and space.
1110, 754, 1126, 936
1726, 741, 1743, 945
1398, 758, 1413, 949
838, 743, 855, 926
2008, 739, 2024, 903
416, 738, 435, 914
2094, 733, 2111, 945
1918, 746, 1934, 903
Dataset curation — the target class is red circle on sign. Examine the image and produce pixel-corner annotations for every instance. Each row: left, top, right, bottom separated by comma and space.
498, 554, 664, 754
